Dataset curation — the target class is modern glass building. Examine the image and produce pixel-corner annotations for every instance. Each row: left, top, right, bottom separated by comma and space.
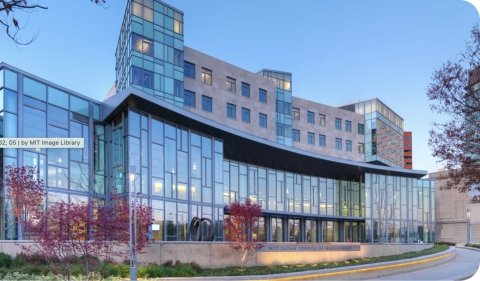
0, 0, 435, 243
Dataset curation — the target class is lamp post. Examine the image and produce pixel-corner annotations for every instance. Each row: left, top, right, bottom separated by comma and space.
129, 166, 137, 281
467, 209, 471, 245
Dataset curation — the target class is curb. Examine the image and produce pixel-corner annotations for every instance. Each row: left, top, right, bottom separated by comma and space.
154, 246, 455, 281
457, 245, 480, 252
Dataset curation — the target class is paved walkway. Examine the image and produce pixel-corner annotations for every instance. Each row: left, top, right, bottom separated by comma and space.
376, 247, 480, 281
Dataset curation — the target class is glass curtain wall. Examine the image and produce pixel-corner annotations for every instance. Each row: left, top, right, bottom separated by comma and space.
1, 69, 101, 239
223, 159, 365, 242
116, 108, 224, 241
364, 173, 435, 243
258, 70, 293, 146
116, 0, 185, 106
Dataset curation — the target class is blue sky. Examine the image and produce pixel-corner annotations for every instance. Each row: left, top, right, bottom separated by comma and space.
0, 0, 478, 174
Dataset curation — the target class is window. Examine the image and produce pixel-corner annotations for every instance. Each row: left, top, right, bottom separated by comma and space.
201, 68, 212, 85
307, 111, 315, 124
132, 1, 153, 22
335, 118, 342, 130
173, 11, 183, 34
358, 143, 365, 154
173, 49, 184, 67
292, 107, 300, 120
226, 77, 236, 93
259, 113, 267, 128
308, 132, 315, 145
132, 66, 153, 89
48, 87, 69, 109
241, 82, 250, 98
277, 100, 291, 115
346, 140, 352, 152
292, 129, 300, 142
358, 123, 365, 135
276, 123, 290, 137
319, 134, 326, 147
319, 114, 326, 126
70, 96, 89, 116
132, 33, 154, 56
259, 88, 267, 103
174, 80, 183, 97
335, 138, 342, 150
345, 120, 352, 132
183, 90, 195, 108
227, 103, 236, 119
184, 61, 195, 79
241, 107, 250, 123
24, 77, 47, 101
202, 95, 212, 112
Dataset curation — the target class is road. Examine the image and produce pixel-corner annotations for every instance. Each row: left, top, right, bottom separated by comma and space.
377, 247, 480, 281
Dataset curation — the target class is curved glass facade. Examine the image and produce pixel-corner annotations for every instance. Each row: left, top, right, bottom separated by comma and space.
0, 65, 435, 243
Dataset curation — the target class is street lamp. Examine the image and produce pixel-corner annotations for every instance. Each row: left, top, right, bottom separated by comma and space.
129, 166, 138, 281
467, 209, 471, 245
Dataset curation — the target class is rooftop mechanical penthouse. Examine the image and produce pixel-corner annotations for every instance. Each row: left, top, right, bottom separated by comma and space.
0, 0, 434, 244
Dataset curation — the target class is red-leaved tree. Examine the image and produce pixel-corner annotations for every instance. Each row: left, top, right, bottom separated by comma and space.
27, 201, 98, 280
26, 195, 153, 280
0, 164, 155, 280
93, 192, 153, 260
3, 165, 45, 239
224, 199, 263, 267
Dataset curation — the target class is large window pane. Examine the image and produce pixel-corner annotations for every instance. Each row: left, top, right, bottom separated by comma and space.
48, 148, 68, 168
23, 106, 46, 137
24, 77, 47, 101
152, 143, 164, 177
70, 96, 89, 116
48, 87, 69, 109
47, 165, 68, 189
47, 105, 69, 129
4, 70, 17, 91
4, 112, 17, 137
70, 161, 89, 192
4, 89, 17, 113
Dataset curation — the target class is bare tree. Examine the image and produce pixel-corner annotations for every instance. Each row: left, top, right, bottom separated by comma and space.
427, 26, 480, 192
0, 0, 106, 44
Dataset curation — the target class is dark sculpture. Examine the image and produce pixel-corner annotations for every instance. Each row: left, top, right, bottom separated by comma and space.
189, 217, 215, 241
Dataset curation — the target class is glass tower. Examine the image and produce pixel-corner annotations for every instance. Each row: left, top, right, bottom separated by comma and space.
258, 70, 293, 146
115, 0, 185, 107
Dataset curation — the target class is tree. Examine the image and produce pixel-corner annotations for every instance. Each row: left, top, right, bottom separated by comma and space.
427, 25, 480, 193
2, 164, 154, 279
224, 199, 263, 267
3, 165, 45, 240
25, 195, 153, 280
0, 0, 106, 44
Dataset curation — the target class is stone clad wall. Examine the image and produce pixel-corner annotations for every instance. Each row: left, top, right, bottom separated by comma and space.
139, 242, 432, 268
0, 241, 432, 268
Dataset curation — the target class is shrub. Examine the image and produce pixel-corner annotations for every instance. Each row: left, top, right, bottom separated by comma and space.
0, 272, 57, 281
12, 254, 26, 268
138, 263, 172, 278
173, 263, 197, 277
21, 265, 49, 276
18, 253, 52, 265
0, 252, 13, 268
466, 243, 480, 249
187, 262, 202, 272
98, 262, 130, 278
435, 241, 456, 246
